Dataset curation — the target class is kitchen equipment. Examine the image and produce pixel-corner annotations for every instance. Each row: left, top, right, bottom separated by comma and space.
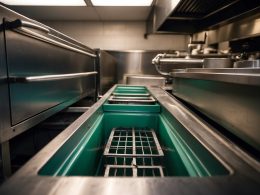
103, 127, 164, 177
108, 86, 156, 105
1, 85, 259, 195
0, 4, 97, 143
38, 85, 229, 177
152, 53, 233, 76
171, 68, 260, 151
0, 5, 97, 177
108, 95, 157, 105
126, 75, 166, 87
234, 60, 260, 68
96, 49, 117, 96
203, 58, 233, 68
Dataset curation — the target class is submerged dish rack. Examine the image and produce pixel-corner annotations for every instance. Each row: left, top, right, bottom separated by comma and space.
108, 96, 156, 104
103, 127, 164, 177
108, 86, 157, 105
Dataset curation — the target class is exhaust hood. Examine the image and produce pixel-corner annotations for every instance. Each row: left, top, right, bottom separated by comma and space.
147, 0, 260, 34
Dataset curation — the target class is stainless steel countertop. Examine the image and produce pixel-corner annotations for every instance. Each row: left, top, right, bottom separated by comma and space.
0, 85, 259, 195
170, 68, 260, 86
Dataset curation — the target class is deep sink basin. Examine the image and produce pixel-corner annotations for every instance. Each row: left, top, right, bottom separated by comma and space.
39, 86, 229, 177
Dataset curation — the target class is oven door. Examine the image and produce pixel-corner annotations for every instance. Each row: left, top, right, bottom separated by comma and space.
4, 19, 97, 125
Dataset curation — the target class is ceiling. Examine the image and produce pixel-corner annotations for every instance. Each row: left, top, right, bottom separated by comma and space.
5, 5, 152, 21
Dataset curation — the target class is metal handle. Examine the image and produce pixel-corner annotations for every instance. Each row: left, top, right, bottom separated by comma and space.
5, 19, 50, 33
9, 71, 97, 83
4, 19, 97, 58
20, 20, 50, 33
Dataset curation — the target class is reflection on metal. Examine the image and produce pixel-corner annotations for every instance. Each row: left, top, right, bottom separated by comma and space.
96, 50, 117, 95
147, 0, 260, 34
153, 0, 181, 31
9, 71, 97, 83
1, 141, 12, 178
207, 15, 260, 44
183, 68, 260, 74
62, 107, 90, 113
0, 4, 97, 143
126, 75, 166, 87
13, 26, 96, 57
152, 53, 203, 76
4, 19, 50, 33
108, 51, 169, 83
234, 60, 260, 68
203, 58, 233, 68
171, 68, 260, 86
112, 92, 150, 97
172, 69, 260, 151
108, 95, 156, 105
0, 85, 259, 194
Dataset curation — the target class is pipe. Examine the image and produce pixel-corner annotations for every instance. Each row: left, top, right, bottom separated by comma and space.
152, 53, 203, 76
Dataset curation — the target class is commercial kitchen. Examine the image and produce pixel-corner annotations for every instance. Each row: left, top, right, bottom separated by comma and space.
0, 0, 259, 194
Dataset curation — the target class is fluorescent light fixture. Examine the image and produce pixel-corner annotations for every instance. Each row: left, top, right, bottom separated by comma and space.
1, 0, 87, 6
171, 0, 181, 10
91, 0, 153, 6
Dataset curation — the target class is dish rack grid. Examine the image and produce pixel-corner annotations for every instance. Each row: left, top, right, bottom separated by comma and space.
108, 95, 156, 105
103, 127, 164, 177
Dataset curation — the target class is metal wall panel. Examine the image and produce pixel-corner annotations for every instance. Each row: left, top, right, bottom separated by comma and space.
108, 50, 184, 84
97, 50, 117, 95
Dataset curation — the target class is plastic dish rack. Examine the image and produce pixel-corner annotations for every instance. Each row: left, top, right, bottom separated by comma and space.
103, 127, 164, 177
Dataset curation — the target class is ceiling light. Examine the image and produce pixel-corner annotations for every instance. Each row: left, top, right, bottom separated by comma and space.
1, 0, 87, 6
91, 0, 153, 6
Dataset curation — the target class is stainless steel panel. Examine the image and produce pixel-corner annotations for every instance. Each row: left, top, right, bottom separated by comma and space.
149, 0, 260, 34
207, 14, 260, 44
154, 0, 181, 31
0, 86, 259, 195
184, 68, 260, 74
9, 71, 97, 82
1, 141, 11, 178
171, 69, 260, 86
4, 19, 96, 58
172, 71, 260, 151
126, 75, 165, 87
108, 51, 174, 84
5, 29, 96, 125
234, 60, 260, 68
0, 5, 97, 143
0, 14, 10, 143
0, 10, 12, 177
97, 50, 117, 95
203, 58, 233, 68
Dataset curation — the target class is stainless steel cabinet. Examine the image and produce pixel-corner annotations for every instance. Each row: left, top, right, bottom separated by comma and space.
5, 29, 96, 125
0, 5, 97, 145
0, 4, 97, 178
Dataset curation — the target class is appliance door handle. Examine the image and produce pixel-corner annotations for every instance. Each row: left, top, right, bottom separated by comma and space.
3, 19, 97, 58
9, 71, 98, 83
5, 19, 50, 33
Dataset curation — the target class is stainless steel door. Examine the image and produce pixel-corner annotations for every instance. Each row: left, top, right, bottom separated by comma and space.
4, 19, 96, 125
0, 17, 11, 141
